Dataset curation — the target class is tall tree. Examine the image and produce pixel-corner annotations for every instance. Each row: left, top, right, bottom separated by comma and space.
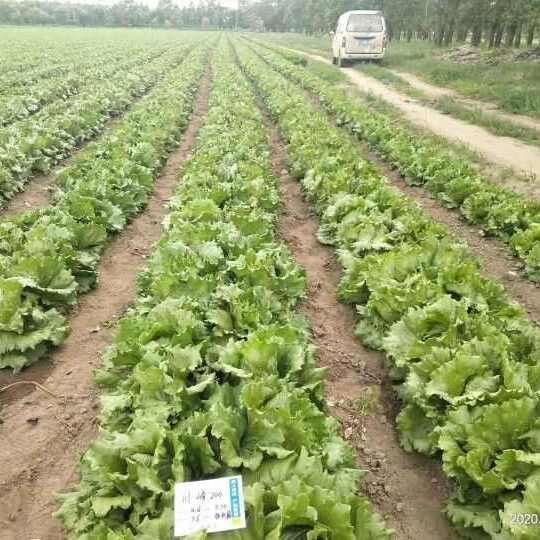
2, 0, 540, 48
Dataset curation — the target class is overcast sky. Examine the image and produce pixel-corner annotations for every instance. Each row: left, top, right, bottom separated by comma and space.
143, 0, 239, 7
216, 0, 238, 7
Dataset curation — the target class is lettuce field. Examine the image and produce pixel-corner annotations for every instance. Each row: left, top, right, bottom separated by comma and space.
1, 27, 540, 540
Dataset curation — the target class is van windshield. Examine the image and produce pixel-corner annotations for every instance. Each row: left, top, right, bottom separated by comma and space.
347, 14, 383, 32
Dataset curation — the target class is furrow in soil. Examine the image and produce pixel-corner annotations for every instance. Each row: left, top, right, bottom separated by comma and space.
0, 67, 212, 540
264, 110, 458, 540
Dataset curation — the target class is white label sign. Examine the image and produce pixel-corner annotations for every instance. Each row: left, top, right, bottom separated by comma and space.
174, 476, 247, 537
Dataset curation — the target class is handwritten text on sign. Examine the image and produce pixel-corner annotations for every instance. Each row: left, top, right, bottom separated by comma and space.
174, 476, 247, 537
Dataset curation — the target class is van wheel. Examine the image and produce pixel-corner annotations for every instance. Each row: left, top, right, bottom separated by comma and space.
337, 55, 346, 68
332, 57, 337, 65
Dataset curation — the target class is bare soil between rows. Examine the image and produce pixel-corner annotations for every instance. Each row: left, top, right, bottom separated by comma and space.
345, 130, 540, 326
0, 68, 212, 540
0, 92, 150, 220
275, 52, 540, 327
262, 106, 457, 539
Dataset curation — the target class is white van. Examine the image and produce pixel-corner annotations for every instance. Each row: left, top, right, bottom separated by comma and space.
332, 10, 387, 66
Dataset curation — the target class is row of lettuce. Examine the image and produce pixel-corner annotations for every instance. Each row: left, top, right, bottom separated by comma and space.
56, 43, 391, 540
0, 44, 210, 372
0, 43, 173, 127
0, 32, 187, 91
235, 41, 540, 540
0, 40, 198, 207
0, 38, 122, 91
248, 39, 540, 284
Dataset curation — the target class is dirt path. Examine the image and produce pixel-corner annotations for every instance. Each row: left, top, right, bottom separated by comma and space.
0, 69, 212, 540
287, 48, 540, 179
2, 172, 55, 217
391, 68, 540, 134
265, 115, 457, 539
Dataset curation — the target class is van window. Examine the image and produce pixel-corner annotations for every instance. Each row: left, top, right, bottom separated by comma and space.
347, 14, 383, 32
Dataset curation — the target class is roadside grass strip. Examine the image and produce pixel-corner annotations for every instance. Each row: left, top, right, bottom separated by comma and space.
236, 42, 540, 540
55, 45, 392, 540
246, 42, 540, 284
0, 40, 199, 206
0, 45, 209, 372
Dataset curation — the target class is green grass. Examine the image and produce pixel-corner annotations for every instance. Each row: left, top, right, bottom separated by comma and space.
383, 41, 540, 119
354, 63, 427, 100
352, 63, 540, 147
434, 96, 540, 147
352, 387, 382, 417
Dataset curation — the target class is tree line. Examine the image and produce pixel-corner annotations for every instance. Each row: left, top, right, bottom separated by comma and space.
240, 0, 540, 47
1, 0, 539, 48
0, 0, 236, 29
384, 0, 540, 47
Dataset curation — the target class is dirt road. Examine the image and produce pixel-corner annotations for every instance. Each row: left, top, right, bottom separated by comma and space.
391, 69, 540, 134
289, 49, 540, 178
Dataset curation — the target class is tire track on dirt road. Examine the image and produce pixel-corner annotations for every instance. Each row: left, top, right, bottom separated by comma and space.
391, 68, 540, 134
